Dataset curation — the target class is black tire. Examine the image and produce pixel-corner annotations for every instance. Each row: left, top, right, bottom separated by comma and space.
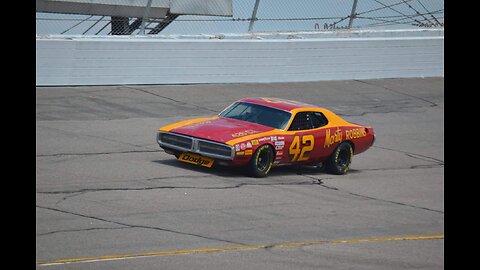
325, 142, 353, 175
248, 144, 274, 178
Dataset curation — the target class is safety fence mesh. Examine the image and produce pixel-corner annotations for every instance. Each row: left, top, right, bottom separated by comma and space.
36, 0, 444, 36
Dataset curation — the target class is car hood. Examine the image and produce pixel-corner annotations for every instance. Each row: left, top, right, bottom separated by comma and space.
170, 117, 274, 144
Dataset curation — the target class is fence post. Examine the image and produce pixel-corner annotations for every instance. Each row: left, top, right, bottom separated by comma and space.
140, 0, 153, 35
348, 0, 359, 29
248, 0, 261, 32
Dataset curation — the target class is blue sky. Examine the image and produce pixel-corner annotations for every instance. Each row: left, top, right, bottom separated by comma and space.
36, 0, 444, 35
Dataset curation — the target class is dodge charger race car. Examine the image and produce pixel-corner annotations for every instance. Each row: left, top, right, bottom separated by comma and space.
156, 97, 375, 177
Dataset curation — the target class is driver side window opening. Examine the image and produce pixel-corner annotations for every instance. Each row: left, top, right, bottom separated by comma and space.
288, 112, 328, 131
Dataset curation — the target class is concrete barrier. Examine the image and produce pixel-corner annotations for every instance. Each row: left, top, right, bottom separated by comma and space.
36, 29, 443, 86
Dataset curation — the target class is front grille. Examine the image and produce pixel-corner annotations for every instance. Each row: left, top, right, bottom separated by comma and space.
159, 133, 193, 150
157, 131, 234, 160
198, 141, 233, 157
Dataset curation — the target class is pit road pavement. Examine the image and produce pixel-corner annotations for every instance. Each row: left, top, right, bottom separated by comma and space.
36, 78, 444, 269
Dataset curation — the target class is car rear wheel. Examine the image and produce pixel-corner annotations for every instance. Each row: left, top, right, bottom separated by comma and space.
248, 144, 274, 178
325, 142, 353, 175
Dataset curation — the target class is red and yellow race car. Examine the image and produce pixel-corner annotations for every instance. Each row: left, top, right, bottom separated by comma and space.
157, 97, 375, 177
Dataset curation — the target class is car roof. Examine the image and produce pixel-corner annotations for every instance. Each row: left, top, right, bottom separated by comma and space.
238, 97, 319, 112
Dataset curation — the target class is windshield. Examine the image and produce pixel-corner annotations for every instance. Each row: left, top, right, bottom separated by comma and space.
219, 102, 291, 130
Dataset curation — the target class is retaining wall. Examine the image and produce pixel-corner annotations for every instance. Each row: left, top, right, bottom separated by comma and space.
36, 29, 444, 86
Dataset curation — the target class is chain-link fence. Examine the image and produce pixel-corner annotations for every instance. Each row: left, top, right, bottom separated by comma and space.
36, 0, 444, 36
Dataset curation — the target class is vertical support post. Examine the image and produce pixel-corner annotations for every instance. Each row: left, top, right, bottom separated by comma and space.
348, 0, 359, 29
248, 0, 261, 32
140, 0, 153, 35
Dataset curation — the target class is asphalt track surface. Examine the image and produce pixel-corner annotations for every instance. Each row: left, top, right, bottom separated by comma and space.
36, 78, 444, 269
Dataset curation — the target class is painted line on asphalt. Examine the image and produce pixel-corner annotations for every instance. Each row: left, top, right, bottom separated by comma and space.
36, 234, 444, 266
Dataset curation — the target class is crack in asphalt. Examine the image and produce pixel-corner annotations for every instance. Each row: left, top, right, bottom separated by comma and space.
36, 149, 161, 158
300, 175, 444, 214
37, 180, 320, 196
37, 226, 131, 237
354, 80, 439, 108
359, 164, 444, 171
124, 86, 218, 113
298, 146, 444, 214
37, 178, 326, 208
37, 173, 443, 242
373, 146, 444, 165
46, 174, 218, 205
36, 205, 246, 246
37, 144, 444, 222
38, 143, 444, 202
346, 192, 444, 214
36, 124, 158, 154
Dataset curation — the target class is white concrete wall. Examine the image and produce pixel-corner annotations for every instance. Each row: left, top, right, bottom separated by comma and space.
36, 30, 443, 86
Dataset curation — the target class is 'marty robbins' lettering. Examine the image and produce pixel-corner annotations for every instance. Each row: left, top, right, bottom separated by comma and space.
345, 128, 367, 140
324, 128, 343, 148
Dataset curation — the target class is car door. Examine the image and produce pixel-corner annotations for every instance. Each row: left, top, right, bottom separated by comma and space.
283, 111, 329, 164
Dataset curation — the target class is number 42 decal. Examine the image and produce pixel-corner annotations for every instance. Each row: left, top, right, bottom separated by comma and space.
289, 135, 314, 162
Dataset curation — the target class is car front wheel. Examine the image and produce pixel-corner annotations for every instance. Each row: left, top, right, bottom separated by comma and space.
248, 144, 274, 178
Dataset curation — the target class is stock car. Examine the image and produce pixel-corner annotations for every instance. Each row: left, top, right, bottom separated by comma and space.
156, 97, 375, 177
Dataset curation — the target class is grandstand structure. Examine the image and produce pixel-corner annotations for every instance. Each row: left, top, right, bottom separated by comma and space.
36, 0, 233, 35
